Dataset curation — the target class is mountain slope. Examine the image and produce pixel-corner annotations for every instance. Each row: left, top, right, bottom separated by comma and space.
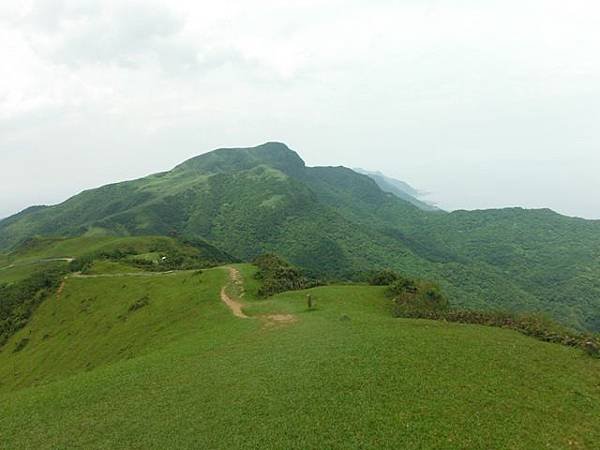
409, 208, 600, 331
0, 143, 431, 277
1, 265, 599, 449
1, 142, 599, 331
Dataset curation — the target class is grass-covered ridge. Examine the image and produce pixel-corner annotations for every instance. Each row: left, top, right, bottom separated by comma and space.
0, 264, 599, 448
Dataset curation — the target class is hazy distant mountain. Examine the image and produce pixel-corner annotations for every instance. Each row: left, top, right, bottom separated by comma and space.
1, 142, 599, 331
353, 168, 440, 212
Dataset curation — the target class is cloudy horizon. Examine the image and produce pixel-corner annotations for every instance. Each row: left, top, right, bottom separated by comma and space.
2, 0, 599, 220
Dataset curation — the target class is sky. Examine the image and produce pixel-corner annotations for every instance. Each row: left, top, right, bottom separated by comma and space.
1, 0, 599, 219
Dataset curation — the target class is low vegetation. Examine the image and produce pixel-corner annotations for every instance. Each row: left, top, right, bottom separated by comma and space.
373, 269, 600, 358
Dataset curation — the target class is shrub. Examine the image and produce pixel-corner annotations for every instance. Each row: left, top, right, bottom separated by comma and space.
386, 278, 418, 297
368, 269, 401, 286
128, 295, 150, 312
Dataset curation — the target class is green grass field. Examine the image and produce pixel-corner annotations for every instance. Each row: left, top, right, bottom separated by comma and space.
1, 263, 599, 449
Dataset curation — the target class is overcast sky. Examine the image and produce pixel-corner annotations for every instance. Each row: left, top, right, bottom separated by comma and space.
1, 0, 599, 219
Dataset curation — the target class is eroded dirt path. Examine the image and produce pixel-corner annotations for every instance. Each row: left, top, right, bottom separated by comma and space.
220, 267, 249, 319
220, 267, 298, 327
56, 279, 67, 300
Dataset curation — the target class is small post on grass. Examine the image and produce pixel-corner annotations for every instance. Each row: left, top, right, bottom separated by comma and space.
307, 294, 313, 310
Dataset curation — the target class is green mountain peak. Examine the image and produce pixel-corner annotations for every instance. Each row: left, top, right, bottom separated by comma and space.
175, 142, 306, 176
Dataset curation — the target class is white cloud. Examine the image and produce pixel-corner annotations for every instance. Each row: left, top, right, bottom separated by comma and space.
1, 0, 599, 219
25, 0, 199, 71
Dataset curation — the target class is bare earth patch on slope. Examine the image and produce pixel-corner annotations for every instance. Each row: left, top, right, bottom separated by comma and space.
262, 314, 298, 329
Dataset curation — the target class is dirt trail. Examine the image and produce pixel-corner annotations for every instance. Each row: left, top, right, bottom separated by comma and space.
55, 264, 297, 326
220, 267, 297, 326
220, 267, 249, 319
56, 279, 67, 300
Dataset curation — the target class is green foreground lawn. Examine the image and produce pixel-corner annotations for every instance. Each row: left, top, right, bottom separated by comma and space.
1, 265, 599, 449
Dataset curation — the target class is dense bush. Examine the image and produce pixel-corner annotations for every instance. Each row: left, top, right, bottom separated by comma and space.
254, 254, 321, 297
368, 269, 401, 286
0, 267, 66, 349
390, 279, 449, 316
387, 278, 419, 296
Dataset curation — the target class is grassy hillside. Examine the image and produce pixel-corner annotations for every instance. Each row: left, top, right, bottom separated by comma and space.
1, 264, 599, 449
1, 143, 599, 331
0, 235, 235, 285
0, 268, 228, 391
0, 236, 236, 351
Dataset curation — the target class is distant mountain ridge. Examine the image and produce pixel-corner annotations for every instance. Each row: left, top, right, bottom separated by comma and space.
1, 142, 599, 331
354, 168, 440, 212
